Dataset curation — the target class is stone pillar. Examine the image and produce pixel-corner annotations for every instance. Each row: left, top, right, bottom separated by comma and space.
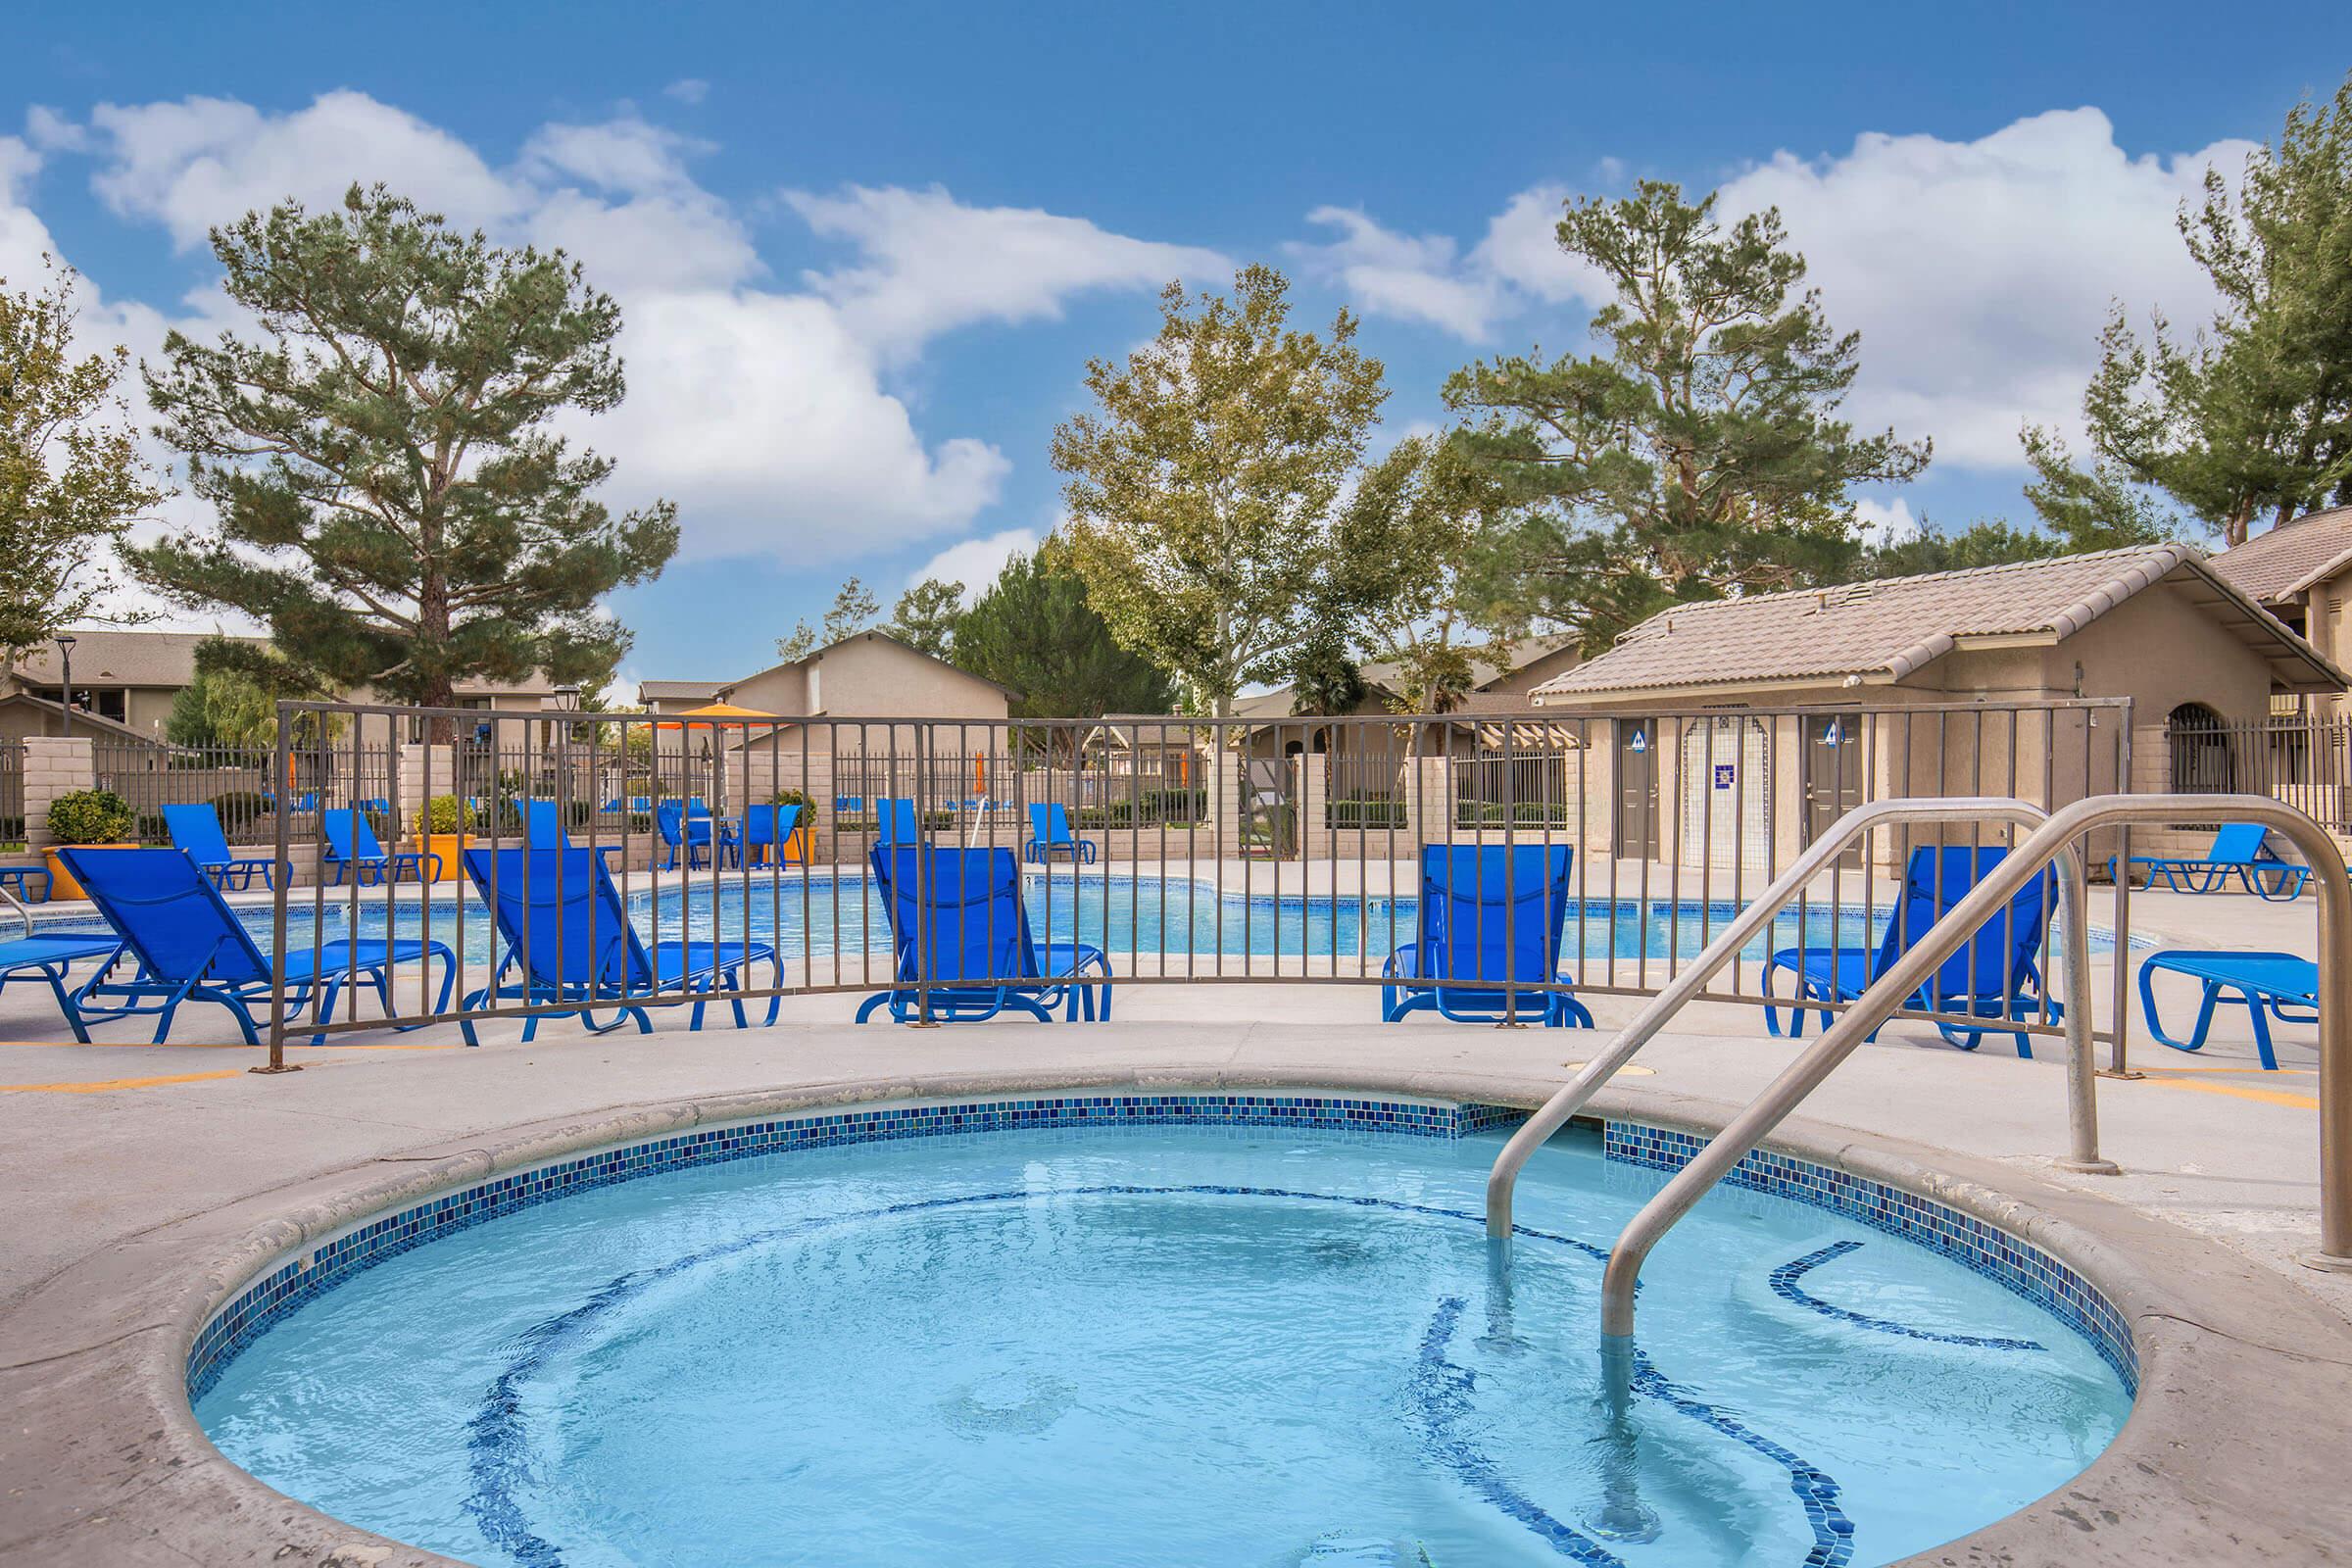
22, 737, 96, 850
1294, 752, 1327, 862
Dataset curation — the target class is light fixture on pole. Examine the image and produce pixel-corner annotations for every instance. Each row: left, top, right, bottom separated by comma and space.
53, 635, 77, 739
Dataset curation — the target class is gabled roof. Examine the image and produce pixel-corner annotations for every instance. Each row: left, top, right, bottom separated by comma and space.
637, 679, 729, 703
0, 691, 150, 741
2207, 505, 2352, 604
719, 629, 1019, 704
1533, 544, 2347, 699
10, 630, 268, 688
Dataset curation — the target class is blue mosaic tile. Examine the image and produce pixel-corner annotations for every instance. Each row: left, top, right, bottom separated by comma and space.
187, 1093, 1526, 1399
1600, 1121, 2138, 1396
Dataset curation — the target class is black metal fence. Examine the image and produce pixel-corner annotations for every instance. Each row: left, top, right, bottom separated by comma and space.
0, 741, 22, 843
2173, 712, 2352, 833
152, 697, 2158, 1071
91, 740, 396, 845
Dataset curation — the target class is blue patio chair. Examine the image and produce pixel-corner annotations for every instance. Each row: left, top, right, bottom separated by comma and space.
0, 866, 51, 904
161, 803, 276, 892
1764, 845, 2057, 1054
1381, 843, 1593, 1027
0, 931, 126, 1042
833, 794, 865, 815
2107, 824, 2308, 901
322, 808, 440, 886
856, 845, 1111, 1023
655, 800, 733, 870
2138, 950, 2318, 1071
1022, 802, 1098, 865
54, 848, 455, 1045
876, 798, 921, 848
524, 799, 624, 874
742, 803, 804, 865
457, 846, 781, 1043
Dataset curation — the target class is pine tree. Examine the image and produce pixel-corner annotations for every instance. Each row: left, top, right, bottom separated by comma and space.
133, 184, 678, 716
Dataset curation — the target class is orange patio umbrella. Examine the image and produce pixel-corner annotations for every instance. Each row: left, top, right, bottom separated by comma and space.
653, 702, 789, 733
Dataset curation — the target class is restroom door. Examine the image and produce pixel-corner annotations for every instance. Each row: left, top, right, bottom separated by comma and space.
1614, 718, 1659, 860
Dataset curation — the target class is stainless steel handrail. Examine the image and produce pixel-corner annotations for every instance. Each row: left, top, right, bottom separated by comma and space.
0, 882, 30, 942
1485, 796, 2113, 1241
1598, 793, 2352, 1345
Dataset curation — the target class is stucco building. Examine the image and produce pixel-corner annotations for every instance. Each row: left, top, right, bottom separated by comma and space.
1524, 545, 2346, 869
2206, 504, 2352, 717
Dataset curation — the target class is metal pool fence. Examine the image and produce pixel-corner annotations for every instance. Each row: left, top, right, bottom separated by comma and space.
218, 697, 2154, 1070
0, 741, 22, 842
2171, 710, 2352, 834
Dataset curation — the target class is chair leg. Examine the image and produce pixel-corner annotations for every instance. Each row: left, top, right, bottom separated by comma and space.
2245, 988, 2278, 1071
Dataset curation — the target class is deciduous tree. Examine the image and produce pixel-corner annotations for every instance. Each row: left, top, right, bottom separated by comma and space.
1052, 266, 1388, 714
886, 577, 964, 658
0, 258, 165, 660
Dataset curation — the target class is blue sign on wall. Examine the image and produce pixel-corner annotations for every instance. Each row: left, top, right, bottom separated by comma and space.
1713, 763, 1736, 789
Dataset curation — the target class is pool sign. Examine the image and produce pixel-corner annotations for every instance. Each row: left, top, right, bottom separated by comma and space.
1713, 763, 1736, 789
1628, 728, 1648, 754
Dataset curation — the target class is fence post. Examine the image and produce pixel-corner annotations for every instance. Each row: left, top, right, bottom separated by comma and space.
1296, 751, 1327, 860
21, 736, 97, 851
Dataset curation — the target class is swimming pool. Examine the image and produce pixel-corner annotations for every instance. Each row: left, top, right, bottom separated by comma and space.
39, 871, 2121, 969
191, 1096, 2132, 1566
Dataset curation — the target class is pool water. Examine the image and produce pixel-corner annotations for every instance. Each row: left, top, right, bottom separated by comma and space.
46, 873, 2119, 969
196, 1121, 2130, 1566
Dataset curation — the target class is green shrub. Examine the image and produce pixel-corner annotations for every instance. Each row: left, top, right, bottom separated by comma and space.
135, 812, 170, 844
209, 791, 274, 840
770, 787, 810, 808
48, 789, 136, 846
420, 794, 471, 835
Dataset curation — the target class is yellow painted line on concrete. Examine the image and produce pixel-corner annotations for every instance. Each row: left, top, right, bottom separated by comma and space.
0, 1070, 244, 1095
0, 1040, 462, 1053
2129, 1063, 2314, 1075
2136, 1073, 2320, 1110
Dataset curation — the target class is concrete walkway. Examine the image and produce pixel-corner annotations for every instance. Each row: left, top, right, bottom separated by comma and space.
0, 878, 2344, 1565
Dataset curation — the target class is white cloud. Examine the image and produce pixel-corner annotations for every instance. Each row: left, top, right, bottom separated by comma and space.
1301, 109, 2249, 473
662, 78, 710, 106
784, 183, 1228, 356
36, 91, 1210, 567
1287, 208, 1507, 339
1711, 109, 2251, 467
24, 106, 89, 154
1851, 495, 1919, 548
908, 527, 1041, 602
88, 91, 525, 247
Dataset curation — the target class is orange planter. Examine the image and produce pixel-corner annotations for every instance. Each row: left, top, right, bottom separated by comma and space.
411, 832, 474, 883
43, 843, 139, 902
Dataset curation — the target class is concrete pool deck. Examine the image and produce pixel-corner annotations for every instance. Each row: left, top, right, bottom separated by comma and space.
0, 884, 2346, 1564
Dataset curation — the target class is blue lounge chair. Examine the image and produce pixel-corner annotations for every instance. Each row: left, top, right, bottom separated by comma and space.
833, 794, 865, 815
1381, 843, 1593, 1027
655, 801, 734, 870
742, 803, 804, 865
457, 846, 781, 1043
856, 845, 1111, 1023
2138, 950, 2318, 1071
161, 803, 276, 891
876, 798, 921, 848
2108, 824, 2308, 901
0, 866, 50, 904
322, 808, 441, 886
0, 931, 126, 1042
524, 800, 624, 874
1023, 802, 1098, 865
1764, 845, 2056, 1054
55, 848, 455, 1045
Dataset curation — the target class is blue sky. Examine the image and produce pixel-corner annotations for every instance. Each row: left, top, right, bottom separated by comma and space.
8, 2, 2350, 692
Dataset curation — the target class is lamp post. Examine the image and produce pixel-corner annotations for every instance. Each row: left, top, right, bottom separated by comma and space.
53, 635, 77, 739
550, 684, 582, 820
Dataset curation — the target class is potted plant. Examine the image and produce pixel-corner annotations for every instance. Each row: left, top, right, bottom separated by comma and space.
412, 794, 474, 884
43, 789, 139, 901
768, 788, 815, 864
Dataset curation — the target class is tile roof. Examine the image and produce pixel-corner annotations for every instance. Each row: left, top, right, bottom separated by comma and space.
10, 630, 268, 687
2206, 506, 2352, 603
1533, 544, 2345, 698
638, 679, 729, 702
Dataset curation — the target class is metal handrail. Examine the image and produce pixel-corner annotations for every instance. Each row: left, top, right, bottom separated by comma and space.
1485, 796, 2111, 1241
1597, 793, 2352, 1345
0, 882, 30, 942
